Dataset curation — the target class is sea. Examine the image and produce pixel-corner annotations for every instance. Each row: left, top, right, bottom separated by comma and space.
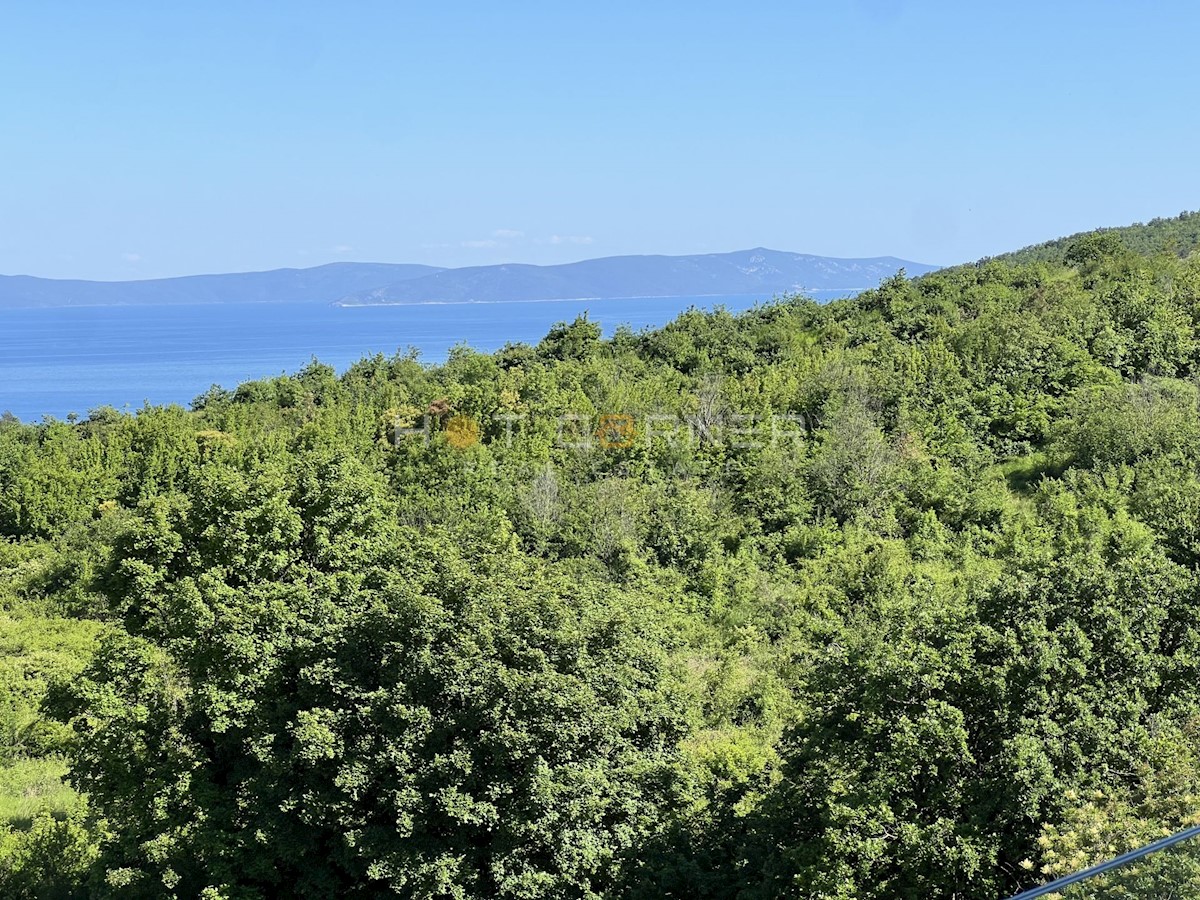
0, 291, 853, 422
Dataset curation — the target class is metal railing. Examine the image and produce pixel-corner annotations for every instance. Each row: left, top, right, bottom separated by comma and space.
1008, 824, 1200, 899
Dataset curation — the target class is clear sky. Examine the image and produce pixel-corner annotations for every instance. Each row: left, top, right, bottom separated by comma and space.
2, 1, 1197, 280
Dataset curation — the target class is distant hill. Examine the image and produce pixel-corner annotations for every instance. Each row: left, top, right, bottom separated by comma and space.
0, 263, 444, 309
336, 249, 939, 305
0, 250, 939, 310
986, 210, 1200, 266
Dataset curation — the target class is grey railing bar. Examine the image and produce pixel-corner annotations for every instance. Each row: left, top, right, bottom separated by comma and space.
1008, 823, 1200, 899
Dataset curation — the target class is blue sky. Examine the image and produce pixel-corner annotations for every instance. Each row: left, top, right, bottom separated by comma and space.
2, 1, 1197, 280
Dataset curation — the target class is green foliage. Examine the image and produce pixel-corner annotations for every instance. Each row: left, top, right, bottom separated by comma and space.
1056, 377, 1200, 468
993, 209, 1200, 265
46, 453, 686, 898
7, 213, 1200, 896
537, 314, 602, 362
0, 805, 98, 900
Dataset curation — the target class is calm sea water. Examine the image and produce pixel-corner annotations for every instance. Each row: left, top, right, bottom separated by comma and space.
0, 291, 852, 422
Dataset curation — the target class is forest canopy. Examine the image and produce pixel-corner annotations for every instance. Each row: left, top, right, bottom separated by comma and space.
4, 215, 1200, 897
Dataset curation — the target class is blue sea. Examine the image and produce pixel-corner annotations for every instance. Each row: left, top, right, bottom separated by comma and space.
0, 291, 852, 422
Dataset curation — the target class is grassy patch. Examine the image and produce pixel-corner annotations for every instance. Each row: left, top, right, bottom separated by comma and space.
998, 451, 1064, 495
0, 758, 79, 831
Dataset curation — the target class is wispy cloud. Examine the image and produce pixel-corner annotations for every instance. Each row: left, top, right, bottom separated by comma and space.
461, 230, 525, 249
122, 252, 142, 263
332, 244, 353, 254
456, 231, 594, 253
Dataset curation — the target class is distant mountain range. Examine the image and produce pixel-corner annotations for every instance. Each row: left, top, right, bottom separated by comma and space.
0, 250, 938, 309
0, 263, 443, 309
336, 249, 938, 306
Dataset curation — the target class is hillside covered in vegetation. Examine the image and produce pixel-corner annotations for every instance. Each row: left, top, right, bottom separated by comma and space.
991, 208, 1200, 265
4, 217, 1200, 898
